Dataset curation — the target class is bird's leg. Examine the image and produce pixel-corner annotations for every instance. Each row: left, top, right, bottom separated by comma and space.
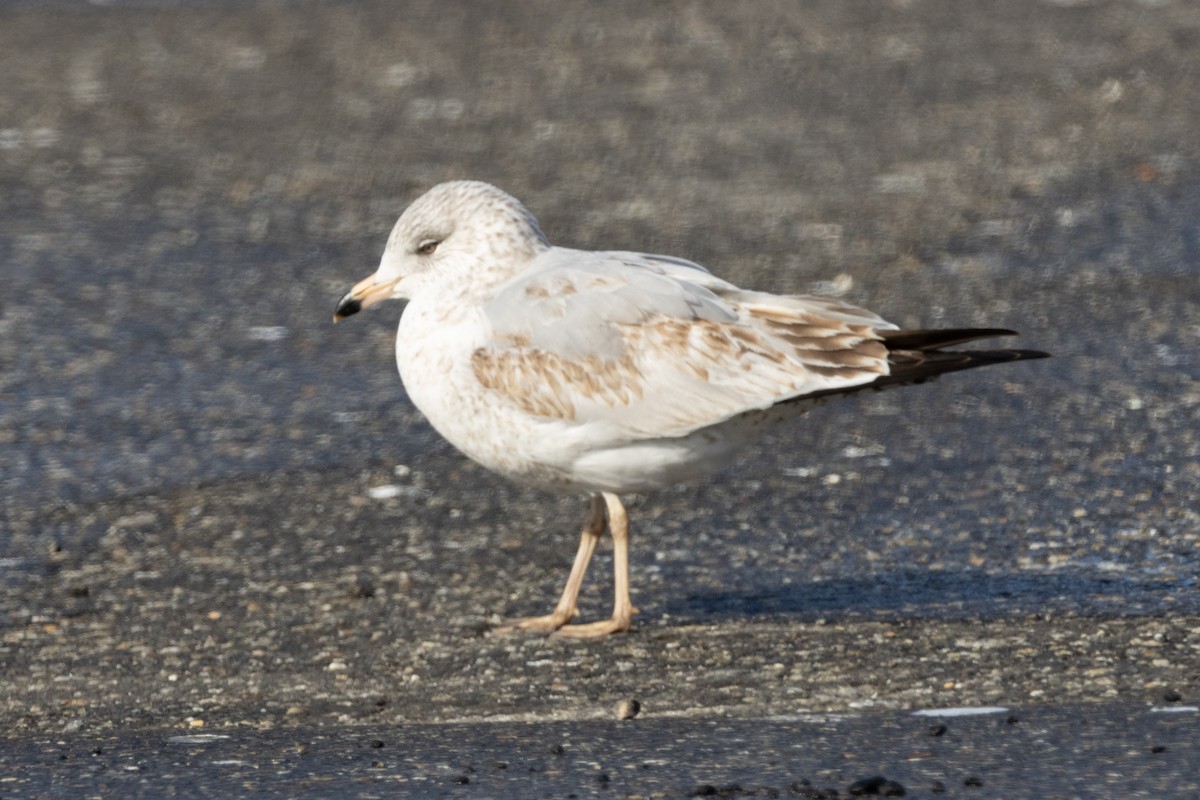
555, 492, 633, 638
494, 494, 606, 633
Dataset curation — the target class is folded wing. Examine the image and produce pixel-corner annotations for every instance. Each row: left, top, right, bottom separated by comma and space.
471, 249, 898, 438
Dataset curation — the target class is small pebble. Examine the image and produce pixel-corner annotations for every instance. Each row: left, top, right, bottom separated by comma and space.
616, 698, 642, 720
964, 776, 984, 787
348, 576, 376, 598
1164, 689, 1183, 702
928, 723, 947, 737
1151, 745, 1167, 754
548, 743, 565, 755
367, 484, 405, 500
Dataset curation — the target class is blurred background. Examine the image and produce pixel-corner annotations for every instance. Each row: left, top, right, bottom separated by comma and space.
4, 0, 1196, 527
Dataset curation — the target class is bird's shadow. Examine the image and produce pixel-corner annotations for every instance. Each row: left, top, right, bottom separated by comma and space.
661, 568, 1194, 625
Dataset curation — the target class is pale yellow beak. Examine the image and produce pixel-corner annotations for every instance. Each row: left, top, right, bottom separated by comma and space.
332, 274, 400, 321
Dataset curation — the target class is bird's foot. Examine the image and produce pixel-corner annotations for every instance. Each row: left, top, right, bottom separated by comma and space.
492, 610, 574, 634
552, 615, 632, 638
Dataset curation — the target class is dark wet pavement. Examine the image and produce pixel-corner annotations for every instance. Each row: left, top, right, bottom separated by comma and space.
2, 705, 1198, 798
2, 0, 1199, 795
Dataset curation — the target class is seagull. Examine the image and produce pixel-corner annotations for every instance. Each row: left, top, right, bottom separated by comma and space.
333, 180, 1047, 637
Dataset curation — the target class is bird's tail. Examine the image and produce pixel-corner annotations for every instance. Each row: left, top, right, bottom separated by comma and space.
799, 328, 1049, 402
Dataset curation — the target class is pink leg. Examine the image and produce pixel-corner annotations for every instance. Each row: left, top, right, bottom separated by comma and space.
494, 494, 606, 633
555, 492, 634, 637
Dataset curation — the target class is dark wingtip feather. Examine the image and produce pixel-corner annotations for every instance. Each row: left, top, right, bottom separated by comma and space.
882, 344, 1049, 386
879, 328, 1020, 351
789, 332, 1049, 406
1005, 349, 1051, 361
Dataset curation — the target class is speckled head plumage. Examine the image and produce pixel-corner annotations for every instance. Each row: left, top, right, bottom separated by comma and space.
333, 181, 550, 319
386, 181, 548, 256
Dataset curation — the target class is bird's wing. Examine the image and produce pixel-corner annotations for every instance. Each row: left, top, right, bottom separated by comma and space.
472, 248, 894, 438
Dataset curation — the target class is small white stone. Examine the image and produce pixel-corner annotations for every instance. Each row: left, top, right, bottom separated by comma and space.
615, 698, 641, 720
247, 326, 288, 341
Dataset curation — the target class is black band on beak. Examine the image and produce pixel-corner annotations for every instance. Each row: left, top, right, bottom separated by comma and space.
333, 292, 363, 321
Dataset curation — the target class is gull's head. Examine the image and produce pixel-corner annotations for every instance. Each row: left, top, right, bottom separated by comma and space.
333, 181, 550, 321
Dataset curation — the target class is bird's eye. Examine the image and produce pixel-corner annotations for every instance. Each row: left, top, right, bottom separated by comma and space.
416, 239, 439, 256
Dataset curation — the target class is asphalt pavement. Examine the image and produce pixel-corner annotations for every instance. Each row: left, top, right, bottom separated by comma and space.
1, 0, 1199, 796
